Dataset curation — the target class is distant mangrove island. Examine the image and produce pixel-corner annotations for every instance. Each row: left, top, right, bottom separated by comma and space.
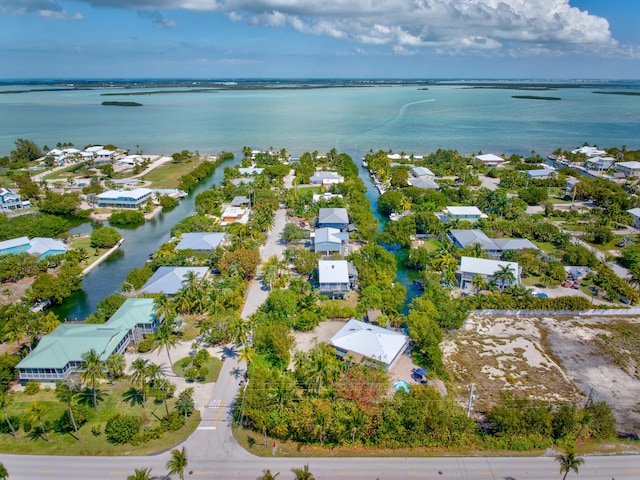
512, 95, 561, 101
101, 101, 143, 107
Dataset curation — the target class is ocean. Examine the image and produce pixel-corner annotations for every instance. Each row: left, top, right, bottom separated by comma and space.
1, 82, 639, 159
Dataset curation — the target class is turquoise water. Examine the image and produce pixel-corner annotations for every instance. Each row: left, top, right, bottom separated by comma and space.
1, 85, 639, 157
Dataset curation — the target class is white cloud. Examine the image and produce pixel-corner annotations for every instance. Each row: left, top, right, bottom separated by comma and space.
0, 0, 83, 20
4, 0, 625, 55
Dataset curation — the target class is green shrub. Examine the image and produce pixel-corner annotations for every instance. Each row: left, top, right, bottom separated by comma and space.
54, 405, 89, 434
0, 415, 20, 434
192, 349, 210, 367
24, 381, 40, 395
160, 412, 185, 432
137, 337, 155, 353
104, 414, 141, 444
21, 419, 32, 433
91, 425, 102, 437
159, 195, 179, 210
109, 210, 145, 226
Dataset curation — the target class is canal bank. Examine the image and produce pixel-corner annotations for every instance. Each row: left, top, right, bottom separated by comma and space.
53, 156, 238, 321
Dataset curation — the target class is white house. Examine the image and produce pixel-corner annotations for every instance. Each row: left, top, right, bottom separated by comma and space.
475, 154, 506, 167
140, 266, 209, 295
0, 188, 29, 212
523, 169, 556, 179
459, 256, 520, 290
318, 260, 357, 298
96, 188, 153, 208
585, 157, 614, 172
615, 161, 640, 177
571, 146, 606, 157
312, 192, 343, 203
410, 166, 435, 179
438, 206, 487, 223
310, 171, 344, 186
329, 319, 408, 371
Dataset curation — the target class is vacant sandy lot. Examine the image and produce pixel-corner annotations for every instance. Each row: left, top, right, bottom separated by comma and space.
443, 313, 640, 436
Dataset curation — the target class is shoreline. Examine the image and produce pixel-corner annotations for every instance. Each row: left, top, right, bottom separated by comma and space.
81, 238, 123, 275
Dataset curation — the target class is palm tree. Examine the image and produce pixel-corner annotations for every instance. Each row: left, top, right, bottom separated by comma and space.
26, 401, 49, 442
153, 294, 175, 323
258, 470, 280, 480
127, 467, 157, 480
0, 462, 8, 480
106, 353, 126, 380
80, 348, 106, 410
238, 345, 256, 367
130, 358, 150, 408
0, 391, 17, 439
55, 381, 81, 441
471, 274, 487, 295
555, 449, 584, 480
291, 464, 315, 480
166, 446, 188, 480
493, 264, 516, 293
151, 321, 178, 366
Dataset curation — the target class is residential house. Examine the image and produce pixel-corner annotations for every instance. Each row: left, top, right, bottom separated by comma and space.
231, 177, 254, 186
28, 237, 67, 259
317, 208, 349, 230
565, 178, 580, 198
310, 171, 344, 186
329, 319, 408, 371
231, 196, 251, 208
220, 205, 248, 225
410, 166, 436, 179
318, 260, 357, 298
96, 188, 153, 208
615, 161, 640, 177
312, 192, 343, 203
117, 155, 144, 166
176, 232, 227, 252
0, 188, 29, 212
571, 146, 606, 157
522, 169, 556, 179
17, 298, 159, 382
407, 177, 439, 190
585, 156, 614, 172
438, 206, 487, 223
94, 149, 116, 165
313, 227, 349, 254
0, 236, 31, 256
475, 154, 506, 167
140, 266, 209, 295
447, 229, 538, 256
459, 256, 520, 290
238, 167, 264, 176
627, 208, 640, 229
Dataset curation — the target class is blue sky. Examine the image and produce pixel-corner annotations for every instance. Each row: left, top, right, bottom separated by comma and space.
1, 0, 639, 79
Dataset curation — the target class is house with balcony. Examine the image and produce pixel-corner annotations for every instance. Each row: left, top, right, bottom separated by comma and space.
585, 156, 614, 172
615, 161, 640, 177
475, 154, 506, 167
318, 260, 357, 299
96, 188, 153, 208
313, 227, 349, 254
0, 188, 29, 212
17, 298, 159, 382
459, 256, 520, 290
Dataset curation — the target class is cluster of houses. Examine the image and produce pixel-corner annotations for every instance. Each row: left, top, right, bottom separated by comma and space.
563, 146, 640, 178
46, 146, 149, 168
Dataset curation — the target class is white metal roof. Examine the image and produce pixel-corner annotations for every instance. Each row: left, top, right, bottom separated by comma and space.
616, 161, 640, 170
627, 208, 640, 218
475, 154, 505, 162
460, 256, 518, 276
318, 260, 349, 284
445, 206, 484, 216
330, 319, 408, 367
97, 188, 152, 200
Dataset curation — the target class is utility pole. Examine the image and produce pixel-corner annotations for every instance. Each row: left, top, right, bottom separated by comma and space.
466, 383, 476, 418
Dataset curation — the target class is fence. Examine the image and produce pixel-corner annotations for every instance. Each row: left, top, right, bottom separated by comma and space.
470, 308, 640, 317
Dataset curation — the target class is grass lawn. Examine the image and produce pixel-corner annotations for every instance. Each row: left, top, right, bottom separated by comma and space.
421, 238, 440, 252
180, 315, 200, 342
139, 157, 206, 189
173, 356, 222, 384
533, 241, 557, 254
69, 235, 100, 269
0, 379, 199, 455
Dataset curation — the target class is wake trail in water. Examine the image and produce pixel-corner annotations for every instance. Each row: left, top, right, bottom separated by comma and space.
356, 98, 437, 140
398, 98, 436, 116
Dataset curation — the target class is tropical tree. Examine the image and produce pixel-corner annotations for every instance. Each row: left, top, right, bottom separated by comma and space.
79, 348, 106, 410
25, 401, 49, 442
493, 264, 516, 293
166, 446, 188, 480
127, 467, 157, 480
0, 462, 8, 479
153, 294, 175, 323
151, 321, 179, 366
130, 358, 150, 408
471, 274, 487, 295
238, 345, 256, 367
106, 353, 126, 380
0, 391, 17, 439
55, 381, 81, 441
258, 470, 280, 480
291, 464, 315, 480
555, 449, 584, 480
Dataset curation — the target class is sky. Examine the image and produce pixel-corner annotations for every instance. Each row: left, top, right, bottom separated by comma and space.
1, 0, 640, 79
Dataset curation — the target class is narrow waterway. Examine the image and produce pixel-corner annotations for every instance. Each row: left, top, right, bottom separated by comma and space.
53, 157, 238, 321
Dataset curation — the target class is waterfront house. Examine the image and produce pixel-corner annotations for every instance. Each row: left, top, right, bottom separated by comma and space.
410, 166, 436, 179
523, 169, 556, 179
329, 319, 408, 371
28, 237, 67, 259
0, 188, 29, 212
615, 161, 640, 177
475, 154, 506, 167
17, 298, 159, 382
310, 171, 344, 186
438, 206, 487, 223
571, 146, 607, 157
459, 256, 520, 290
176, 232, 227, 252
318, 260, 357, 298
585, 156, 614, 172
447, 229, 538, 256
140, 266, 209, 295
0, 236, 31, 256
96, 188, 153, 208
117, 154, 144, 166
407, 177, 439, 190
313, 227, 349, 254
627, 208, 640, 229
317, 207, 349, 230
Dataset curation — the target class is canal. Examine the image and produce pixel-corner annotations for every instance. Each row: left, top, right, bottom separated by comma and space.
53, 157, 238, 321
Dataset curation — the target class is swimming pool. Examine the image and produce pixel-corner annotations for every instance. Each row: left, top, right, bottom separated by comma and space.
394, 380, 410, 393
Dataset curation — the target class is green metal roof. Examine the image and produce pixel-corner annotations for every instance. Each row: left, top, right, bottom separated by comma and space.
18, 298, 156, 370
